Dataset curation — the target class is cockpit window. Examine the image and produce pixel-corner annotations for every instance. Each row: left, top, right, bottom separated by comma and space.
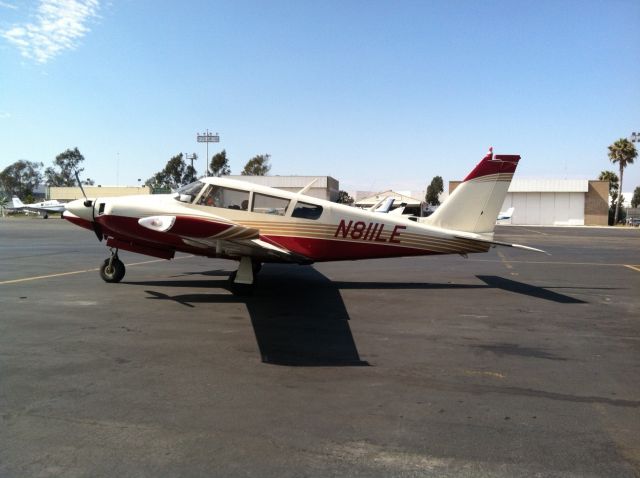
175, 181, 205, 203
291, 201, 323, 220
252, 193, 290, 216
198, 185, 249, 210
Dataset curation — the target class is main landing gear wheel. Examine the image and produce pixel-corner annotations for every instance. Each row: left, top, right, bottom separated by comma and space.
100, 250, 125, 283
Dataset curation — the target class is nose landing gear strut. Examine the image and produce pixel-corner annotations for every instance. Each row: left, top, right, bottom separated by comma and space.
100, 248, 126, 283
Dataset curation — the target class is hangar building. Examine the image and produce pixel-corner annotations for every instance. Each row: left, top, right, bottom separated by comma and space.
49, 186, 151, 201
449, 179, 609, 226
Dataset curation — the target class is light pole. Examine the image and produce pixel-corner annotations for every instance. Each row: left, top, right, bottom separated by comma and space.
197, 130, 220, 176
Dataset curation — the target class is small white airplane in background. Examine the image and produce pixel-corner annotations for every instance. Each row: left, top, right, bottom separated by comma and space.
371, 196, 395, 213
497, 206, 515, 221
9, 197, 66, 218
370, 197, 407, 216
63, 147, 545, 294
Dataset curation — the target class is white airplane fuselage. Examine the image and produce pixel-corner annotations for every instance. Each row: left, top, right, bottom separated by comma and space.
63, 150, 542, 288
64, 180, 491, 263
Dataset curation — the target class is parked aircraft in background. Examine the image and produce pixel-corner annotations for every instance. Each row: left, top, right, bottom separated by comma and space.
64, 148, 545, 294
371, 196, 395, 213
7, 197, 66, 218
371, 197, 407, 216
497, 206, 515, 221
389, 205, 407, 216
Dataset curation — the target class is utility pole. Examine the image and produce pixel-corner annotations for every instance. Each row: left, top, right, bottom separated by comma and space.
197, 130, 220, 176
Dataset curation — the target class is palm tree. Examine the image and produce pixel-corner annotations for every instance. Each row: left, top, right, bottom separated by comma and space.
598, 170, 619, 207
608, 138, 637, 224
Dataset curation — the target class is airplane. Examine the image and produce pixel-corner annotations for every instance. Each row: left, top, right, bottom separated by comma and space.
389, 203, 407, 215
371, 196, 395, 213
371, 197, 407, 216
8, 197, 66, 219
63, 148, 545, 294
497, 206, 515, 221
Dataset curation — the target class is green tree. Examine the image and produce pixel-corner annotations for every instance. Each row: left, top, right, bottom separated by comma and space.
183, 165, 197, 184
210, 150, 231, 177
608, 138, 637, 224
0, 160, 43, 198
145, 153, 191, 189
336, 190, 354, 205
631, 187, 640, 208
241, 154, 271, 176
425, 176, 444, 206
45, 147, 85, 186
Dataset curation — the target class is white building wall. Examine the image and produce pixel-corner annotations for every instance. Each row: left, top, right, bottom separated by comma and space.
502, 192, 585, 225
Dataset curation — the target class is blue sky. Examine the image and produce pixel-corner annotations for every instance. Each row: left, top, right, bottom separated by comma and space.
1, 0, 639, 194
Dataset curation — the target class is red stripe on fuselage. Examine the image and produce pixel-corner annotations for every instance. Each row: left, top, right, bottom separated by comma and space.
262, 235, 443, 261
170, 215, 234, 237
63, 213, 94, 231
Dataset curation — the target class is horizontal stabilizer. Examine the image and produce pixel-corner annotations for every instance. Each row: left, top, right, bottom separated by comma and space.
453, 234, 549, 255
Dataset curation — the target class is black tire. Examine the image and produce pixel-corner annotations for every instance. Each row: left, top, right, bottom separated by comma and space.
100, 258, 126, 283
43, 213, 48, 219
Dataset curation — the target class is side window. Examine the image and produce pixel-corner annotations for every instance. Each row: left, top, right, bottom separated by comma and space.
198, 186, 249, 210
292, 201, 323, 220
252, 193, 290, 216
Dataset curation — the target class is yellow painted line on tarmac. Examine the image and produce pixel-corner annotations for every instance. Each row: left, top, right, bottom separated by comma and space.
0, 255, 194, 286
470, 259, 631, 268
496, 250, 513, 270
0, 268, 101, 285
624, 265, 640, 273
513, 227, 548, 236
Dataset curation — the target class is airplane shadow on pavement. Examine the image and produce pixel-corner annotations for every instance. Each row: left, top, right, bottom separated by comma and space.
132, 265, 591, 366
137, 265, 369, 367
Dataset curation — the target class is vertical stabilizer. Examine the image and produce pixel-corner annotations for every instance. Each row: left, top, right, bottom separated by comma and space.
421, 148, 520, 234
11, 197, 25, 208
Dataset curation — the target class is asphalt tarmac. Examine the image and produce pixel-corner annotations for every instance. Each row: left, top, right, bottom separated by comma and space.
1, 218, 639, 477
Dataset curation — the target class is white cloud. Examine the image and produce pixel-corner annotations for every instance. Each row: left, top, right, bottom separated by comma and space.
0, 112, 11, 119
0, 1, 18, 9
2, 0, 99, 63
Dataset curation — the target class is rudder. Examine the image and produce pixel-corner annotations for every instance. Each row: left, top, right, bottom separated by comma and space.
421, 148, 520, 234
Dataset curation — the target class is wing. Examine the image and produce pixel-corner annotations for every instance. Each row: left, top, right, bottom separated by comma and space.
139, 214, 312, 264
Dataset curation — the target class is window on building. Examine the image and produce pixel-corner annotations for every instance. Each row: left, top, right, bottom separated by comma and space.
198, 185, 249, 210
292, 201, 323, 220
252, 193, 290, 216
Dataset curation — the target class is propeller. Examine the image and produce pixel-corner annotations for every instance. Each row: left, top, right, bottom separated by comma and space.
74, 170, 103, 242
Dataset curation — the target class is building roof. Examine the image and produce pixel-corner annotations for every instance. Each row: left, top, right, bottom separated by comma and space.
507, 179, 589, 193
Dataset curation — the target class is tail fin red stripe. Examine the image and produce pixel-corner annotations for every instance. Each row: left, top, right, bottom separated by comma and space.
463, 154, 520, 182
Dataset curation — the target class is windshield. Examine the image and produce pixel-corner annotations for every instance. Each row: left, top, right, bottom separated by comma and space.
175, 181, 205, 203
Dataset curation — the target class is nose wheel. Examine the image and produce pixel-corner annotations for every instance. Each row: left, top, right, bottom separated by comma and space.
100, 249, 125, 283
